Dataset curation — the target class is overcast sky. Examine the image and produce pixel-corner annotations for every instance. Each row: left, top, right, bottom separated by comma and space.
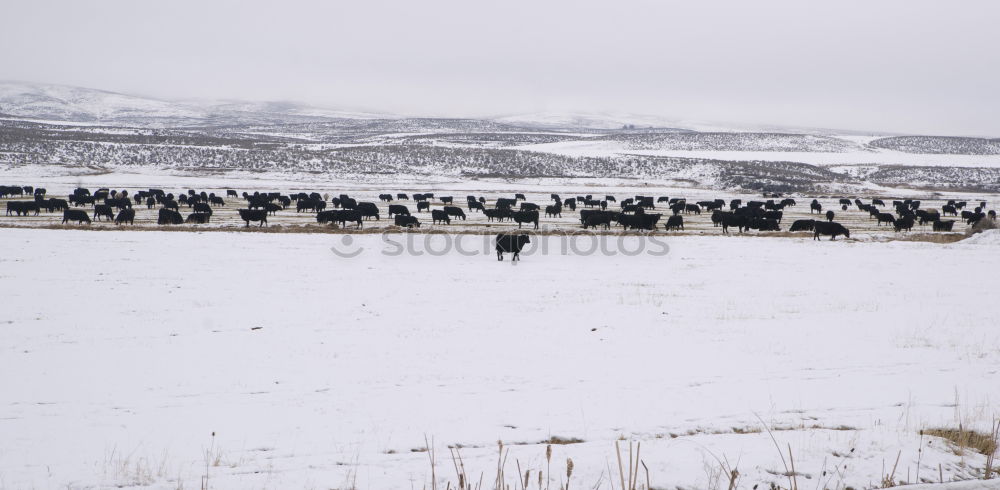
2, 0, 998, 135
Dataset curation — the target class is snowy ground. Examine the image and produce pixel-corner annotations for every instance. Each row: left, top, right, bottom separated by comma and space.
2, 226, 999, 489
513, 140, 1000, 168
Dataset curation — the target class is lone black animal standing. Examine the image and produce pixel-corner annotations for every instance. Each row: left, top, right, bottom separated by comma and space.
237, 209, 268, 227
495, 233, 531, 262
813, 221, 849, 241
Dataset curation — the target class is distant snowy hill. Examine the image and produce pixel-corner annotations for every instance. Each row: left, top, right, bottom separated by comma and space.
491, 112, 711, 132
2, 81, 999, 190
0, 81, 204, 124
0, 81, 389, 127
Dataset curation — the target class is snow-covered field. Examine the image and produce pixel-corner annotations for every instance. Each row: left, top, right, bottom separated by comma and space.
2, 226, 999, 489
514, 140, 1000, 168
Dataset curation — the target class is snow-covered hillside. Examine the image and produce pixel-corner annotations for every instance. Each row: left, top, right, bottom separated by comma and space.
2, 81, 1000, 192
0, 81, 204, 124
0, 81, 388, 127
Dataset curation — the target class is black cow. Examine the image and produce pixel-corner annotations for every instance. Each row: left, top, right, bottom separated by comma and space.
520, 202, 539, 212
388, 204, 409, 217
721, 214, 749, 234
62, 209, 91, 224
512, 210, 539, 229
619, 213, 661, 231
825, 210, 835, 222
186, 212, 210, 224
70, 194, 96, 207
227, 190, 238, 197
765, 210, 784, 223
710, 210, 726, 227
685, 204, 701, 215
105, 197, 132, 211
6, 201, 39, 216
755, 218, 781, 231
813, 221, 850, 241
210, 196, 225, 206
297, 199, 323, 213
484, 208, 512, 222
394, 215, 420, 228
336, 210, 363, 228
45, 198, 69, 212
114, 209, 135, 225
916, 210, 940, 225
562, 198, 577, 211
468, 201, 486, 212
545, 204, 562, 218
810, 200, 822, 213
193, 202, 213, 215
357, 202, 380, 220
514, 193, 526, 201
942, 205, 958, 216
93, 204, 114, 221
789, 219, 815, 232
664, 215, 683, 231
264, 202, 282, 215
316, 211, 338, 224
237, 209, 267, 227
583, 211, 614, 230
440, 196, 453, 204
933, 220, 955, 232
872, 199, 885, 207
444, 206, 466, 220
876, 213, 896, 226
417, 201, 431, 212
158, 208, 184, 225
431, 209, 451, 224
495, 233, 531, 262
397, 193, 409, 200
496, 198, 518, 209
379, 194, 393, 202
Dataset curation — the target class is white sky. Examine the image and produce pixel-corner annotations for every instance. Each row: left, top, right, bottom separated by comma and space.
2, 0, 999, 135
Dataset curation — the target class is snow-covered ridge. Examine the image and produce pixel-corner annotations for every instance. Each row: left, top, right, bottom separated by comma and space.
0, 81, 204, 123
0, 81, 390, 127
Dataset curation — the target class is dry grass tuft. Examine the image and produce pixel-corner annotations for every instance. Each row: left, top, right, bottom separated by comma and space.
539, 436, 584, 445
896, 232, 967, 244
925, 427, 999, 456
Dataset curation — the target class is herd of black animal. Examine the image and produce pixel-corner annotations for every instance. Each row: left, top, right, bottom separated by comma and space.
3, 186, 995, 254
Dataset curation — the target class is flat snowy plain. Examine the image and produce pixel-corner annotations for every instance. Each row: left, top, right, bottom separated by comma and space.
513, 140, 1000, 168
2, 222, 1000, 489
